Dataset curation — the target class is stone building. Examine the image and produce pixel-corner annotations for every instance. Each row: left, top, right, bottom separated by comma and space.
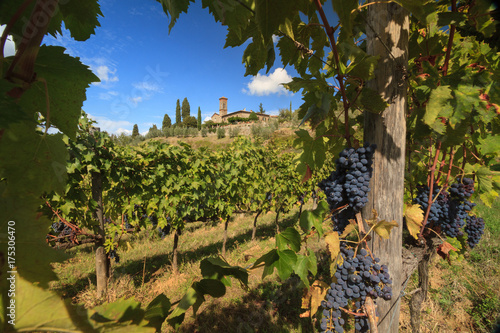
210, 97, 277, 123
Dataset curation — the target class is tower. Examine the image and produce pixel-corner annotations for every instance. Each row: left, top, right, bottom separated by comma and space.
219, 96, 228, 117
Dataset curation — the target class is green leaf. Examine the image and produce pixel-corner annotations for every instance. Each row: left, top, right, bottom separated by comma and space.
58, 0, 103, 41
294, 255, 310, 287
276, 250, 297, 280
167, 287, 198, 328
424, 85, 452, 133
299, 200, 328, 237
437, 12, 467, 27
255, 0, 296, 44
200, 257, 249, 286
478, 135, 500, 157
193, 279, 226, 298
157, 0, 195, 33
331, 0, 358, 37
144, 294, 171, 331
392, 0, 437, 25
18, 46, 98, 140
253, 249, 279, 279
14, 277, 95, 332
359, 87, 387, 114
276, 227, 301, 252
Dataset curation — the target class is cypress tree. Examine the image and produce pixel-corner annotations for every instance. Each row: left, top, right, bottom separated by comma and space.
162, 113, 171, 132
175, 99, 181, 126
132, 124, 139, 138
181, 97, 190, 121
197, 107, 202, 130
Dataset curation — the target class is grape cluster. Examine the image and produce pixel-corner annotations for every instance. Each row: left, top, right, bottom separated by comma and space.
123, 214, 132, 230
464, 215, 485, 249
108, 249, 120, 263
320, 246, 392, 333
51, 222, 72, 241
413, 178, 485, 247
319, 144, 376, 234
413, 185, 449, 226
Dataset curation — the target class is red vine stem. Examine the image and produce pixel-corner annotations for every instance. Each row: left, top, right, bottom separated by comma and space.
442, 0, 457, 76
444, 147, 455, 186
313, 0, 352, 147
340, 306, 367, 317
46, 200, 78, 233
419, 141, 441, 237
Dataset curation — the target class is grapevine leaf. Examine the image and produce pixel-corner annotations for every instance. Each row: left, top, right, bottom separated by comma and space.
58, 0, 103, 41
199, 257, 249, 287
331, 0, 357, 37
253, 249, 279, 279
372, 220, 399, 239
242, 35, 268, 76
18, 46, 98, 140
294, 254, 311, 287
392, 0, 437, 25
157, 0, 195, 33
0, 196, 68, 286
14, 277, 95, 332
424, 85, 452, 133
450, 85, 478, 128
276, 227, 301, 252
166, 287, 198, 329
437, 12, 467, 27
307, 248, 318, 276
276, 250, 297, 280
477, 135, 500, 157
91, 297, 144, 323
325, 232, 340, 261
359, 87, 388, 114
300, 280, 329, 318
255, 0, 296, 44
404, 204, 424, 239
340, 223, 356, 238
437, 241, 458, 261
193, 279, 226, 298
0, 123, 67, 196
298, 200, 327, 237
144, 294, 171, 331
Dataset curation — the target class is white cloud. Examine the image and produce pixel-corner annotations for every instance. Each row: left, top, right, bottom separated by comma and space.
93, 65, 119, 84
88, 114, 133, 134
1, 25, 16, 56
272, 34, 279, 44
204, 116, 212, 122
243, 68, 292, 96
129, 96, 143, 105
116, 128, 132, 135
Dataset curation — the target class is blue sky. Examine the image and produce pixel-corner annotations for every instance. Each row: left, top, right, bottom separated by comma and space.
24, 0, 312, 135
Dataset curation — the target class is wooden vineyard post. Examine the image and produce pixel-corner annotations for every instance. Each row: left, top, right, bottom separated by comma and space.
91, 128, 109, 298
363, 2, 409, 332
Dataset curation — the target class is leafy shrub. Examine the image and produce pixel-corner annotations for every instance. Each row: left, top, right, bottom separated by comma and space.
201, 127, 208, 137
217, 127, 226, 139
229, 127, 240, 138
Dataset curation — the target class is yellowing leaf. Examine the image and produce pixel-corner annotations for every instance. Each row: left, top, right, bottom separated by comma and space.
373, 220, 399, 239
325, 232, 340, 261
340, 223, 356, 238
404, 204, 424, 239
300, 280, 329, 318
